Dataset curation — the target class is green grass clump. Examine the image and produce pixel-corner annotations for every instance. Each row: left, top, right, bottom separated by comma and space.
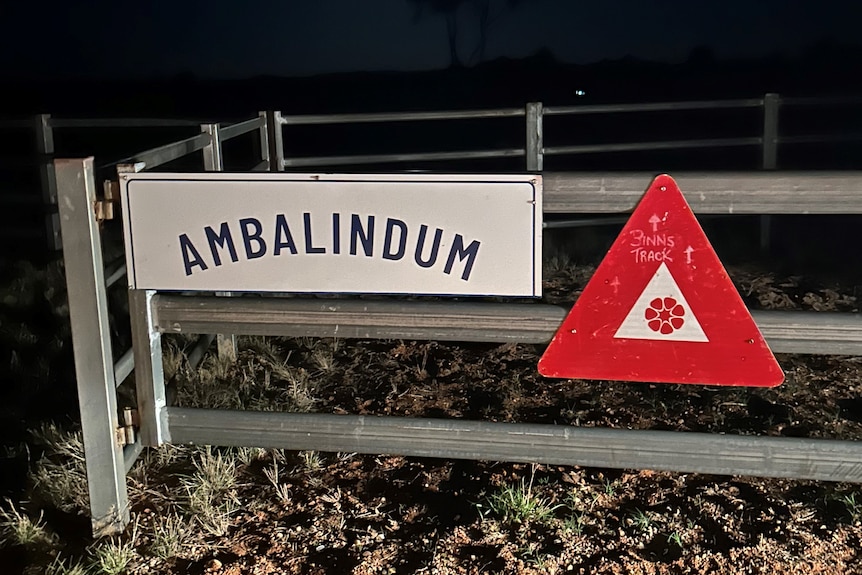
89, 536, 138, 575
149, 513, 194, 561
29, 424, 89, 514
479, 476, 560, 526
0, 499, 57, 548
44, 555, 89, 575
179, 448, 240, 537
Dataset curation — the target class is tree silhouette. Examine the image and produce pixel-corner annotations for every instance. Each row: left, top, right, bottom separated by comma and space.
408, 0, 525, 68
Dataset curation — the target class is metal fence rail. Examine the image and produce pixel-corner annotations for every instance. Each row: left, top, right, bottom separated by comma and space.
106, 132, 212, 172
50, 118, 203, 129
167, 409, 862, 483
542, 97, 766, 115
272, 93, 861, 172
283, 147, 526, 168
9, 94, 862, 250
151, 296, 862, 356
279, 107, 525, 125
2, 113, 269, 250
544, 137, 763, 158
219, 115, 266, 140
542, 171, 862, 214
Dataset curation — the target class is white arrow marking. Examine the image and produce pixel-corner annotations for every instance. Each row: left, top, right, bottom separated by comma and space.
649, 214, 661, 232
684, 246, 694, 264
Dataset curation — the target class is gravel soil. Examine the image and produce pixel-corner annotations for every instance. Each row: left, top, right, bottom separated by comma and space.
2, 258, 862, 574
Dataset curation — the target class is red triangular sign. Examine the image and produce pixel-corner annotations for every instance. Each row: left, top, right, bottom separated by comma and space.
539, 174, 784, 387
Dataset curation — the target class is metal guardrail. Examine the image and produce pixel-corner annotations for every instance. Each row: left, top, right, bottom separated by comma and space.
541, 172, 862, 214
1, 113, 269, 249
219, 115, 266, 140
544, 136, 763, 157
283, 147, 525, 168
46, 95, 862, 537
271, 93, 862, 172
543, 97, 765, 115
50, 118, 203, 129
106, 132, 212, 171
279, 107, 525, 125
57, 158, 862, 537
167, 409, 862, 483
151, 296, 862, 356
8, 94, 861, 250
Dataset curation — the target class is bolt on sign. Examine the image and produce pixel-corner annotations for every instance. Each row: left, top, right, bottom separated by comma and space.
539, 174, 784, 387
119, 173, 542, 297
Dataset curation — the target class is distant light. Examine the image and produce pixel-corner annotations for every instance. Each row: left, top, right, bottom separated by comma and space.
575, 90, 587, 97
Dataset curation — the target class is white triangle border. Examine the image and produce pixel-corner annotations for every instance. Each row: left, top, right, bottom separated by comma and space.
613, 262, 709, 343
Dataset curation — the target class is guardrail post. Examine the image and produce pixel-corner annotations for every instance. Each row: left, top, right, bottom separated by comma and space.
56, 157, 129, 537
129, 289, 168, 446
526, 102, 543, 171
762, 93, 780, 170
35, 114, 62, 250
258, 111, 270, 170
760, 93, 780, 253
202, 123, 237, 362
201, 122, 223, 171
266, 111, 285, 172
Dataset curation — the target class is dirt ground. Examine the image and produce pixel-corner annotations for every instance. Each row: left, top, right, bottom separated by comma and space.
2, 257, 862, 574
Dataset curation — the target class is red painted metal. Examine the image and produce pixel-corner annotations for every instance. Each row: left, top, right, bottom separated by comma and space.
539, 174, 784, 387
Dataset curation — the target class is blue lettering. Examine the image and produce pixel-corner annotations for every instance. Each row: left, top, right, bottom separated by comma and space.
239, 218, 266, 260
332, 213, 341, 255
382, 218, 407, 261
179, 234, 208, 276
273, 214, 297, 255
414, 225, 443, 268
303, 212, 325, 254
205, 222, 238, 267
350, 214, 375, 257
444, 234, 481, 281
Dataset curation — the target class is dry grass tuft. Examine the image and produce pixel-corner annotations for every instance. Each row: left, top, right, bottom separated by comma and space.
29, 424, 89, 514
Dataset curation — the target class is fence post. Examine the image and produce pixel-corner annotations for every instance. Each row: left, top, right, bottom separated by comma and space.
201, 122, 223, 171
266, 111, 285, 172
56, 157, 129, 537
35, 114, 62, 250
760, 93, 780, 253
526, 102, 543, 172
128, 289, 167, 446
201, 123, 237, 362
258, 111, 270, 170
762, 93, 780, 170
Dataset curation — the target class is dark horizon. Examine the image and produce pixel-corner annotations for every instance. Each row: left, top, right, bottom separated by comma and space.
3, 0, 862, 82
3, 41, 861, 120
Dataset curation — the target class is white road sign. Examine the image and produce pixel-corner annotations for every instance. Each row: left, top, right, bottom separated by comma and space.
120, 172, 542, 296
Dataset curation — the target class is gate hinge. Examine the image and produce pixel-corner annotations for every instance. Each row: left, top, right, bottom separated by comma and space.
116, 407, 138, 446
95, 180, 120, 223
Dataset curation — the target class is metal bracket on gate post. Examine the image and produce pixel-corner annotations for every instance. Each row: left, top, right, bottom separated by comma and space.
117, 162, 146, 175
201, 123, 238, 362
95, 180, 119, 223
116, 407, 138, 446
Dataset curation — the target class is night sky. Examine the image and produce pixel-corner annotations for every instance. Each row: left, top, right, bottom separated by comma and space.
2, 0, 861, 80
